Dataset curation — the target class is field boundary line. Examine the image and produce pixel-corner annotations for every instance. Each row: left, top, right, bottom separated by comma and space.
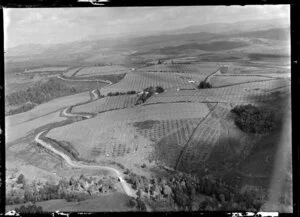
174, 102, 218, 170
203, 67, 221, 83
71, 67, 83, 77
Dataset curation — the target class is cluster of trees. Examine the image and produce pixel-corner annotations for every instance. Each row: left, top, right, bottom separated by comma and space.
107, 90, 137, 96
6, 174, 117, 205
135, 86, 165, 104
231, 104, 275, 134
125, 170, 267, 211
198, 81, 212, 89
15, 204, 43, 214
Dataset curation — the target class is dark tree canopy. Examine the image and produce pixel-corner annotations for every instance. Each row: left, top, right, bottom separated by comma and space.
16, 174, 26, 185
231, 104, 275, 134
198, 81, 212, 89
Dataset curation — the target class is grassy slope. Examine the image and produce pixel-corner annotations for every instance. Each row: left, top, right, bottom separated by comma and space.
5, 77, 105, 116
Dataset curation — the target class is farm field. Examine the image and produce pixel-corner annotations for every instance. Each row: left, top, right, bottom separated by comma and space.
177, 115, 222, 173
133, 118, 201, 143
72, 95, 138, 114
24, 67, 69, 73
145, 78, 290, 104
75, 66, 129, 77
221, 63, 290, 75
46, 103, 209, 171
100, 71, 194, 94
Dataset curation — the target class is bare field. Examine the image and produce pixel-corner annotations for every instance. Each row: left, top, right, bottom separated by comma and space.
24, 67, 69, 73
5, 92, 92, 143
222, 62, 290, 75
72, 95, 138, 114
6, 111, 66, 143
76, 66, 129, 77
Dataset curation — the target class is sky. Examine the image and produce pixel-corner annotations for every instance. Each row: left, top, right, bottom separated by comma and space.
4, 5, 289, 49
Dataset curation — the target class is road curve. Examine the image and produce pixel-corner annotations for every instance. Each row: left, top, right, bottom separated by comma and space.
61, 107, 92, 119
35, 131, 136, 198
61, 89, 98, 119
34, 88, 136, 198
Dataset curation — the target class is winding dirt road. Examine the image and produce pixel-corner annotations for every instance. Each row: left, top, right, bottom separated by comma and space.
34, 89, 136, 198
35, 131, 136, 198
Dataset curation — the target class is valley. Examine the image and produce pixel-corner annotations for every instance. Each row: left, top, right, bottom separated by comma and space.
4, 8, 292, 213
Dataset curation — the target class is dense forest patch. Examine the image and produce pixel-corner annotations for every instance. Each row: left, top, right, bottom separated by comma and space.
231, 104, 275, 134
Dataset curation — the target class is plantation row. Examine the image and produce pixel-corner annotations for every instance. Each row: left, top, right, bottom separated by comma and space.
76, 66, 129, 77
208, 103, 231, 119
92, 143, 131, 157
100, 72, 194, 94
178, 117, 221, 172
72, 95, 138, 114
155, 127, 192, 168
134, 118, 201, 143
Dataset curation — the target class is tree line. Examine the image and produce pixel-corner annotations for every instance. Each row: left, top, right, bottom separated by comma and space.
124, 170, 267, 211
6, 174, 118, 205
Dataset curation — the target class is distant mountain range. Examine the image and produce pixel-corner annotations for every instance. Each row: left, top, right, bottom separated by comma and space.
165, 18, 289, 35
5, 18, 290, 59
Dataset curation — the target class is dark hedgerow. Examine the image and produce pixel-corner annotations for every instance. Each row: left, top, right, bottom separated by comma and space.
231, 104, 275, 134
107, 92, 120, 96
